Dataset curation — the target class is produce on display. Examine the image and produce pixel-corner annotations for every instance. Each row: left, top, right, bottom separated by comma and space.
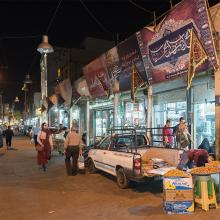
189, 166, 220, 175
164, 169, 191, 178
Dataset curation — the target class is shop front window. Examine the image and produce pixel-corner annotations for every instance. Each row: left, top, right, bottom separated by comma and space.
95, 110, 114, 138
153, 101, 186, 128
124, 101, 145, 127
49, 108, 59, 127
194, 103, 215, 147
59, 110, 69, 128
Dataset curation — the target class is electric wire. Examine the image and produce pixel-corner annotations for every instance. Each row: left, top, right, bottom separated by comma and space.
0, 35, 41, 40
79, 0, 113, 37
127, 0, 154, 15
46, 0, 63, 34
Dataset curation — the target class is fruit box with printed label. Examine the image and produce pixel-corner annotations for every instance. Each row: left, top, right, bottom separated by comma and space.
164, 201, 194, 214
163, 177, 193, 190
164, 189, 193, 202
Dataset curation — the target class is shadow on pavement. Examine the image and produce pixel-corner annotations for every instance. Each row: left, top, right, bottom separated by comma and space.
96, 171, 163, 194
128, 204, 164, 216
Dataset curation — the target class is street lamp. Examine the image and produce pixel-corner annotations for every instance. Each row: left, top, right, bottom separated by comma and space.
23, 74, 32, 84
14, 96, 19, 103
22, 83, 28, 114
37, 35, 53, 123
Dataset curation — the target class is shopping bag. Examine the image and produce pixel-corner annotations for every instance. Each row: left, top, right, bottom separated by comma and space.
78, 155, 85, 174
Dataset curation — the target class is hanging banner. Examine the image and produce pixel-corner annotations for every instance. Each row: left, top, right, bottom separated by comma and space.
74, 77, 91, 97
58, 78, 72, 107
187, 29, 208, 89
49, 94, 58, 106
117, 34, 148, 91
83, 57, 110, 99
131, 63, 146, 102
102, 47, 121, 93
137, 0, 218, 84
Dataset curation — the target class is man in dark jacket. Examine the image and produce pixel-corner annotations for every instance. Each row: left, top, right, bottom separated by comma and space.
5, 126, 14, 149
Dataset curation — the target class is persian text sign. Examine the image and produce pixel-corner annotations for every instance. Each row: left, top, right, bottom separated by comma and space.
148, 23, 192, 66
138, 0, 218, 84
83, 57, 110, 98
117, 34, 148, 91
148, 23, 192, 82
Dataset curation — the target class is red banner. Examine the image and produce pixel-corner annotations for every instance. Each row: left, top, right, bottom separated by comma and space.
83, 56, 110, 99
137, 0, 218, 84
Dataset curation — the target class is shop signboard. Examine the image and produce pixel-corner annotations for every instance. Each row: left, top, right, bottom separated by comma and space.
58, 78, 72, 107
137, 0, 218, 84
117, 34, 148, 92
83, 56, 110, 99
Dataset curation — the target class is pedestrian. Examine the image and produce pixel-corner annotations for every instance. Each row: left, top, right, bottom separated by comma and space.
37, 123, 53, 171
179, 122, 193, 150
0, 127, 3, 148
32, 124, 41, 146
173, 117, 185, 147
162, 119, 173, 148
5, 126, 14, 149
64, 123, 83, 176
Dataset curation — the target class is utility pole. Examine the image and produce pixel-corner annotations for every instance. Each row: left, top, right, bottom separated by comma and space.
215, 32, 220, 160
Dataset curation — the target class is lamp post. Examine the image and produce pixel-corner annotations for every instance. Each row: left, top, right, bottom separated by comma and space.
22, 83, 28, 115
37, 35, 54, 123
23, 74, 32, 84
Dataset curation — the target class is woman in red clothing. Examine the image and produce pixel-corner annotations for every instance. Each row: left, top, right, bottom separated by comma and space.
162, 119, 173, 148
37, 123, 53, 171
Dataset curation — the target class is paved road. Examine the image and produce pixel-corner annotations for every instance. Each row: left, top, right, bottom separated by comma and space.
0, 136, 220, 220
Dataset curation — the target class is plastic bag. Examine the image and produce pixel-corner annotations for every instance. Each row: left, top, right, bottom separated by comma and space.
78, 156, 85, 173
30, 138, 35, 144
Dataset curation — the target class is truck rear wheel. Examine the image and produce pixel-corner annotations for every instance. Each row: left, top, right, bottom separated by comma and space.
87, 159, 96, 174
116, 168, 129, 189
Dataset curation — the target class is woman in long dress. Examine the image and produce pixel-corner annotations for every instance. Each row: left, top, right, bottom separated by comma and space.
37, 123, 53, 171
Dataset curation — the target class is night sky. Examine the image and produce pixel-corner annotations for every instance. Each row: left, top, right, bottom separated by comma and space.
0, 0, 219, 110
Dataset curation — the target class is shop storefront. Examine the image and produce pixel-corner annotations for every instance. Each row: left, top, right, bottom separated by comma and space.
153, 89, 187, 128
119, 91, 146, 127
152, 75, 215, 148
49, 107, 70, 128
89, 100, 114, 142
193, 82, 215, 147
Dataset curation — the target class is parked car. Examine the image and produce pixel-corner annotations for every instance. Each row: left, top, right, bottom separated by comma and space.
87, 127, 183, 189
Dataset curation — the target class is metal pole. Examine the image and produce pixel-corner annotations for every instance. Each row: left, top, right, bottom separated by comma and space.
86, 98, 90, 146
147, 86, 153, 143
215, 32, 220, 160
24, 90, 27, 114
44, 53, 48, 98
114, 93, 118, 127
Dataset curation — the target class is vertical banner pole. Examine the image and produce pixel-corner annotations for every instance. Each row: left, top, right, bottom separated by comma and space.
215, 33, 220, 160
114, 93, 118, 127
86, 98, 90, 146
147, 86, 153, 144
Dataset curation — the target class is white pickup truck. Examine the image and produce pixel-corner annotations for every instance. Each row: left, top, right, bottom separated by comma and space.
87, 128, 183, 188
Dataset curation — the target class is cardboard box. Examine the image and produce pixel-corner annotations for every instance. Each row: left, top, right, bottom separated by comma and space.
164, 201, 194, 214
164, 189, 193, 202
163, 177, 193, 190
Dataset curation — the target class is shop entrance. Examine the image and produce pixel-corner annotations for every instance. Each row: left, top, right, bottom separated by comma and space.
153, 101, 186, 128
124, 101, 146, 127
95, 109, 114, 138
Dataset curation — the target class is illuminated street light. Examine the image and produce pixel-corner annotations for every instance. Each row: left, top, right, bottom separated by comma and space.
37, 35, 54, 124
14, 96, 19, 103
37, 35, 54, 54
23, 74, 32, 84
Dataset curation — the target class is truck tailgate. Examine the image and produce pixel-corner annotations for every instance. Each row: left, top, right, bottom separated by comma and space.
142, 166, 176, 176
